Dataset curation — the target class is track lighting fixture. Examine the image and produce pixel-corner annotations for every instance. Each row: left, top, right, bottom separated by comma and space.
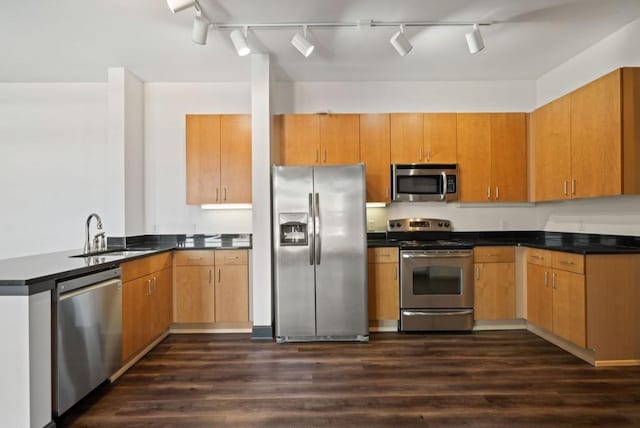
192, 13, 210, 45
230, 27, 251, 56
291, 26, 315, 57
390, 24, 412, 56
166, 0, 197, 14
465, 23, 485, 54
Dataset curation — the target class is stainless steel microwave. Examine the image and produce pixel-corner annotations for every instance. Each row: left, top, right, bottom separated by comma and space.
391, 164, 458, 202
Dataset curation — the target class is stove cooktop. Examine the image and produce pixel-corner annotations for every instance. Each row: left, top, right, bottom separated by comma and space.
398, 239, 474, 250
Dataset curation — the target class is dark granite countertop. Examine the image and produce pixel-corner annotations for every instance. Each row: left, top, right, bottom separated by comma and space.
367, 231, 640, 255
0, 234, 251, 296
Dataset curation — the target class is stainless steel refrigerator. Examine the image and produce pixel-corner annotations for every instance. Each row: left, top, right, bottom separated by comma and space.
272, 164, 368, 342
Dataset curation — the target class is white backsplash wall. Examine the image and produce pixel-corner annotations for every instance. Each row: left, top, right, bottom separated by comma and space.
144, 82, 253, 234
366, 203, 541, 233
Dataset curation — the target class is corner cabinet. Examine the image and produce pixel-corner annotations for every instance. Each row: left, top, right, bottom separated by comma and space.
280, 114, 360, 166
185, 114, 252, 205
473, 247, 515, 321
173, 249, 249, 325
121, 252, 173, 363
457, 113, 527, 202
367, 247, 399, 322
531, 67, 640, 201
526, 249, 640, 365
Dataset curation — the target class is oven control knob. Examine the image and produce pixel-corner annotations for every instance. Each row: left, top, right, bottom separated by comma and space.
444, 221, 450, 227
438, 222, 443, 227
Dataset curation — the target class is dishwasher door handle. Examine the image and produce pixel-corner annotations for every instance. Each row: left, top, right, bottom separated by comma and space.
59, 278, 121, 301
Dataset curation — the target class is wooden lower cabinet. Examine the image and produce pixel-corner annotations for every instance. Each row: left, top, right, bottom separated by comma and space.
121, 252, 173, 363
367, 248, 399, 322
526, 263, 552, 331
551, 269, 586, 348
473, 247, 515, 321
174, 249, 249, 324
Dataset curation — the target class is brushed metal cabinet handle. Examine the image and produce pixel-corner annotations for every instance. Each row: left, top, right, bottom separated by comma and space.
475, 266, 480, 280
323, 150, 327, 162
544, 271, 548, 287
495, 186, 499, 200
419, 147, 423, 161
563, 180, 568, 196
427, 149, 431, 162
208, 269, 212, 284
487, 186, 491, 200
215, 188, 219, 202
315, 149, 319, 163
224, 187, 227, 201
218, 268, 221, 283
552, 272, 557, 289
560, 260, 575, 265
572, 179, 576, 195
393, 266, 398, 280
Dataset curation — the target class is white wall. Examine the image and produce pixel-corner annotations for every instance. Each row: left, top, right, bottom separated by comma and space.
124, 71, 146, 236
144, 82, 252, 234
274, 80, 536, 114
0, 83, 112, 259
537, 17, 640, 106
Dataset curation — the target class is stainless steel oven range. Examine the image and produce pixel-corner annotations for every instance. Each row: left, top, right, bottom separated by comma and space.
387, 218, 474, 332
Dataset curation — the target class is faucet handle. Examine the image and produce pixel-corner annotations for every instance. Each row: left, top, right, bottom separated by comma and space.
93, 231, 106, 251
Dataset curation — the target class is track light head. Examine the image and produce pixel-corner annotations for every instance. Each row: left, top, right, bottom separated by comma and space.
465, 23, 485, 54
166, 0, 196, 13
192, 13, 209, 45
230, 28, 251, 56
291, 26, 315, 57
390, 24, 412, 56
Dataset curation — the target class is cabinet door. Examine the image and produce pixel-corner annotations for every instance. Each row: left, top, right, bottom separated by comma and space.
424, 113, 457, 163
215, 264, 249, 322
390, 113, 423, 164
151, 268, 173, 339
531, 96, 571, 201
474, 263, 515, 320
220, 114, 252, 203
367, 262, 399, 321
319, 114, 360, 165
457, 113, 492, 202
185, 115, 221, 204
360, 114, 391, 202
122, 275, 151, 363
526, 264, 552, 331
570, 69, 622, 198
174, 266, 215, 323
281, 114, 321, 166
552, 270, 586, 347
491, 113, 527, 202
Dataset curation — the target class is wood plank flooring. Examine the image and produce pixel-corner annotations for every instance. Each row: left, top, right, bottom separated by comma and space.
58, 331, 640, 427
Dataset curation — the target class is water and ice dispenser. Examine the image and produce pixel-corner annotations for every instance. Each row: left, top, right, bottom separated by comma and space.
279, 213, 309, 246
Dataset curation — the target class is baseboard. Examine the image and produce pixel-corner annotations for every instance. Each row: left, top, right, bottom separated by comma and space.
594, 359, 640, 367
251, 325, 273, 340
369, 319, 399, 332
527, 322, 595, 366
473, 319, 527, 331
170, 321, 252, 334
111, 330, 170, 381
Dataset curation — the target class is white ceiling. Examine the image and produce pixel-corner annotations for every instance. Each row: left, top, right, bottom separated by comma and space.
1, 0, 640, 82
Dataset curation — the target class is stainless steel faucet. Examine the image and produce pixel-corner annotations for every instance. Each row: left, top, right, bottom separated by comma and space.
84, 213, 106, 254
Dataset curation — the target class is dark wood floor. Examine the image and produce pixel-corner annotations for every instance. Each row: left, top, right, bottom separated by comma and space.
59, 330, 640, 427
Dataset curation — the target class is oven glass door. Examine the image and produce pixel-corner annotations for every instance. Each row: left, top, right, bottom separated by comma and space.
400, 252, 473, 309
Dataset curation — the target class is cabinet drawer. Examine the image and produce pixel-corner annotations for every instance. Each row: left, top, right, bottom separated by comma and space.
121, 252, 173, 282
527, 248, 551, 267
174, 250, 215, 266
474, 246, 515, 263
215, 249, 248, 265
368, 247, 399, 263
551, 251, 584, 274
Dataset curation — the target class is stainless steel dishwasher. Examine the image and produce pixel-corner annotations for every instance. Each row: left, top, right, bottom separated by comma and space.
54, 267, 122, 416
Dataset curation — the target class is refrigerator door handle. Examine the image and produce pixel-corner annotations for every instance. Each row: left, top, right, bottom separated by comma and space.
308, 193, 315, 266
315, 192, 322, 265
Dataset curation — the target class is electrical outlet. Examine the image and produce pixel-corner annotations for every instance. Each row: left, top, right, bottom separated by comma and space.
368, 220, 375, 231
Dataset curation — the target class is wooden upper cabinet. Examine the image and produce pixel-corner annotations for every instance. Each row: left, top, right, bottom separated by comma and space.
186, 115, 221, 204
319, 114, 360, 165
281, 114, 321, 166
491, 113, 527, 202
457, 113, 492, 202
280, 114, 359, 166
531, 96, 572, 201
570, 69, 622, 199
390, 113, 423, 163
220, 115, 252, 203
359, 114, 391, 202
185, 114, 251, 205
423, 113, 457, 163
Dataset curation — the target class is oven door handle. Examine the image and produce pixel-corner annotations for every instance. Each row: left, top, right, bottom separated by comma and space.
403, 310, 474, 317
402, 253, 472, 259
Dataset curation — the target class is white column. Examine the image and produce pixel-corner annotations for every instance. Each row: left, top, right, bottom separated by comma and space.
250, 54, 273, 337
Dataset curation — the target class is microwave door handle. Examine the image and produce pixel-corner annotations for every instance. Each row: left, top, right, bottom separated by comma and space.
440, 171, 447, 200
